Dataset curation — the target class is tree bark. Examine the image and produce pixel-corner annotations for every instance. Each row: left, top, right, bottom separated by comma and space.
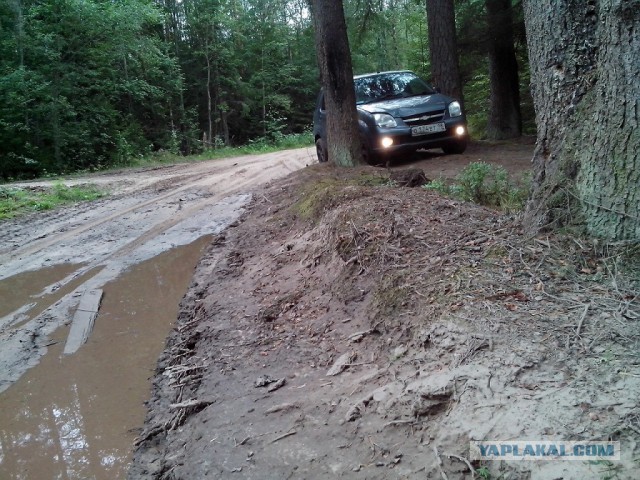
311, 0, 363, 167
205, 50, 213, 148
523, 0, 640, 240
11, 0, 25, 68
425, 0, 462, 101
485, 0, 521, 140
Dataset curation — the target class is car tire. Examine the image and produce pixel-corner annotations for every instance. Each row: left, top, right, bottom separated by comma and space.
315, 138, 328, 163
442, 140, 468, 155
361, 145, 377, 165
361, 140, 384, 166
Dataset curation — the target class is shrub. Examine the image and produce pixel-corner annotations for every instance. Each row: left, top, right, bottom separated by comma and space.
424, 162, 530, 211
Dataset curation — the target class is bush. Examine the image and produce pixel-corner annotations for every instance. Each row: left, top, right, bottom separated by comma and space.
424, 162, 530, 211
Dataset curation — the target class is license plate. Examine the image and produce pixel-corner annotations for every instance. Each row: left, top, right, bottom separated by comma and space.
411, 122, 446, 136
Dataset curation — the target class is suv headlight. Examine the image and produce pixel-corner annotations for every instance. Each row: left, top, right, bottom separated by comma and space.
448, 101, 462, 117
373, 113, 397, 128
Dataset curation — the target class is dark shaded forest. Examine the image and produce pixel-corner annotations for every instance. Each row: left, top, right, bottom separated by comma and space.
0, 0, 533, 179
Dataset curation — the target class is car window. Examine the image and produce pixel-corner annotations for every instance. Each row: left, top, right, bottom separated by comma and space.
355, 72, 435, 104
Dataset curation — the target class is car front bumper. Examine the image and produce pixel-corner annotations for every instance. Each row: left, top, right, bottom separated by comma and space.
369, 118, 468, 156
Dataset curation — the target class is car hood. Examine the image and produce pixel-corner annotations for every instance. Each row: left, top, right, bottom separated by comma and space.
358, 94, 453, 118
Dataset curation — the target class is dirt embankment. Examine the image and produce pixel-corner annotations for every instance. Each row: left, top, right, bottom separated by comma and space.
130, 147, 640, 479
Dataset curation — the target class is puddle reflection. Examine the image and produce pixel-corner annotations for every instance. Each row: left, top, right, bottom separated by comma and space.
0, 236, 212, 479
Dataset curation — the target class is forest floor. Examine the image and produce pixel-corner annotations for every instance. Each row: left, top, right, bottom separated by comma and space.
129, 141, 640, 480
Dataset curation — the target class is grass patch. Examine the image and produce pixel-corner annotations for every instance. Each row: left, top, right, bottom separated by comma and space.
292, 178, 351, 221
0, 183, 105, 220
291, 172, 391, 222
424, 162, 530, 211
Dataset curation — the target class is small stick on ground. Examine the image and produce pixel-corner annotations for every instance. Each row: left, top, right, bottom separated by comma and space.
432, 445, 449, 480
271, 430, 296, 444
444, 452, 476, 479
234, 436, 251, 447
169, 398, 213, 410
576, 303, 590, 337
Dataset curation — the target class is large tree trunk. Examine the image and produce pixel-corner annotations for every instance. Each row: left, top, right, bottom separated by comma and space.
523, 0, 639, 240
485, 0, 521, 140
425, 0, 462, 101
311, 0, 363, 167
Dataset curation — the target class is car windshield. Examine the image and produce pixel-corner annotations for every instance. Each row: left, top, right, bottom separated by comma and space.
354, 72, 435, 105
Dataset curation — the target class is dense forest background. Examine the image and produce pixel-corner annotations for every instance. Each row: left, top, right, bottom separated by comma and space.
0, 0, 533, 179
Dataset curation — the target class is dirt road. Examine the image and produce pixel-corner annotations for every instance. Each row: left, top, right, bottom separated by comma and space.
0, 147, 315, 393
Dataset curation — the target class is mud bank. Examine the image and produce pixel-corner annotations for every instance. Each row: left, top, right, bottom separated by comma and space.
130, 163, 640, 479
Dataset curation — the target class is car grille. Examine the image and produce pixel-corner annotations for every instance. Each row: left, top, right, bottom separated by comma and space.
403, 110, 445, 126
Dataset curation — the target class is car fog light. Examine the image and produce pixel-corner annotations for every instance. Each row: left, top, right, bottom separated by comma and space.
455, 126, 466, 136
381, 137, 394, 148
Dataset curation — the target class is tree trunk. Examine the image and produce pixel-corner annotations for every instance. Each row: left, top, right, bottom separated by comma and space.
205, 51, 213, 149
523, 0, 640, 240
12, 0, 25, 68
485, 0, 521, 140
311, 0, 363, 167
220, 109, 230, 146
425, 0, 462, 101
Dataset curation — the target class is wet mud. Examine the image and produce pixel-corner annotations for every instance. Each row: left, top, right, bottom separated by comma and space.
0, 237, 211, 480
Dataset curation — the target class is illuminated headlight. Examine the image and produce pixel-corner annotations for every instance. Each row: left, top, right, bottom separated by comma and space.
373, 113, 397, 128
448, 101, 462, 117
381, 137, 394, 148
455, 126, 466, 136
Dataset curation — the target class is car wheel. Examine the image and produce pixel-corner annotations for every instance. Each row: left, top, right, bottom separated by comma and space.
315, 138, 328, 163
361, 142, 382, 166
442, 140, 468, 155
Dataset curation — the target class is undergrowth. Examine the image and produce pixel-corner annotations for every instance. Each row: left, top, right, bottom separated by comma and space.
127, 131, 314, 169
0, 183, 105, 220
424, 161, 530, 211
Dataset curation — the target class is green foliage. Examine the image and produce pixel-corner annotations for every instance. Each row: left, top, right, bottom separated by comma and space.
424, 161, 531, 211
476, 466, 492, 479
0, 183, 105, 220
0, 0, 535, 178
0, 0, 182, 179
464, 65, 491, 138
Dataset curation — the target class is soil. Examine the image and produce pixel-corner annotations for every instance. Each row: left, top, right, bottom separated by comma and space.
127, 142, 640, 479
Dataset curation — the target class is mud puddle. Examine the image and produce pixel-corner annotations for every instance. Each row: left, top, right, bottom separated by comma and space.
0, 236, 212, 480
0, 264, 111, 332
0, 263, 82, 318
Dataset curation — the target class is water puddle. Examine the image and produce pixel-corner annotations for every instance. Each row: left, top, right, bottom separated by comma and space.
0, 263, 82, 319
2, 265, 108, 333
0, 236, 212, 480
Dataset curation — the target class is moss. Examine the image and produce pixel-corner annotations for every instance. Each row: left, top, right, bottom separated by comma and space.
291, 173, 386, 222
291, 178, 347, 221
354, 172, 390, 187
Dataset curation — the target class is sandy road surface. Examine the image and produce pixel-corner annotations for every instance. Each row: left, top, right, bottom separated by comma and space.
0, 147, 315, 392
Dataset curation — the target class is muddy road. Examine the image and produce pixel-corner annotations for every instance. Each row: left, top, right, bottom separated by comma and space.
0, 147, 314, 478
